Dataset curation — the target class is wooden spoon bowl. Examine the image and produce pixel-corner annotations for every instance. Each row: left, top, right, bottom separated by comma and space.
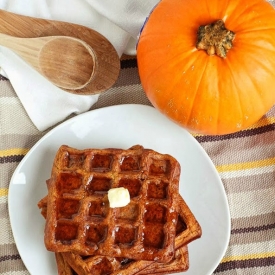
39, 36, 96, 90
0, 34, 96, 90
0, 10, 121, 95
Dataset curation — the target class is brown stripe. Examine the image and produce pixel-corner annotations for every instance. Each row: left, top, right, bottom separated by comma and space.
232, 222, 275, 234
195, 123, 275, 143
231, 213, 275, 231
0, 205, 9, 219
0, 253, 28, 273
0, 254, 21, 262
92, 85, 152, 110
120, 58, 137, 69
0, 244, 22, 257
200, 130, 275, 166
113, 67, 141, 87
0, 155, 24, 164
214, 257, 275, 273
222, 172, 275, 194
229, 227, 275, 246
229, 213, 275, 246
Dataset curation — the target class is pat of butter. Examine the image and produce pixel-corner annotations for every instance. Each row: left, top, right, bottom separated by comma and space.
108, 187, 130, 208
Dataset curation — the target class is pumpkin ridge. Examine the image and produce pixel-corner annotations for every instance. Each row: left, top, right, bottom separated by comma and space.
164, 51, 209, 119
139, 48, 195, 92
223, 0, 272, 30
233, 37, 275, 63
221, 58, 244, 131
137, 35, 192, 81
245, 56, 275, 106
236, 42, 275, 87
153, 51, 207, 123
185, 56, 210, 130
163, 50, 198, 72
225, 54, 267, 129
138, 55, 167, 89
236, 27, 275, 34
155, 53, 199, 114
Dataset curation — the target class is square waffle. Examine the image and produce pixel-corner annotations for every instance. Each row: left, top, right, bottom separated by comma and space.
57, 245, 189, 275
44, 145, 181, 263
39, 193, 202, 275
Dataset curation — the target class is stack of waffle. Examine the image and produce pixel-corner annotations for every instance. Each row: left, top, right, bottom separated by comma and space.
38, 145, 202, 275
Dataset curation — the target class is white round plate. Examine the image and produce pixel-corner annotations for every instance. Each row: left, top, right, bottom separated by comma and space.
8, 104, 230, 275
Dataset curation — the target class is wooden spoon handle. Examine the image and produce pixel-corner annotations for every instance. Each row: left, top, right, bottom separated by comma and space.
0, 33, 48, 69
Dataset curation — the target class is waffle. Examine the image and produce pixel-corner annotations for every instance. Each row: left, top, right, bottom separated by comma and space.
137, 246, 189, 275
44, 145, 181, 263
55, 253, 75, 275
38, 192, 201, 275
58, 245, 189, 275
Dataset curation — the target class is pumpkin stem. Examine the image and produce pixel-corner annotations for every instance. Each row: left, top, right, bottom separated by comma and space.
196, 20, 235, 58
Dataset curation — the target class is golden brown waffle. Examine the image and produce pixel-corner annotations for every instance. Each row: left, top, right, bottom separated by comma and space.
137, 246, 189, 275
174, 193, 202, 250
55, 253, 75, 275
39, 193, 201, 275
58, 245, 188, 275
44, 145, 181, 263
60, 252, 149, 275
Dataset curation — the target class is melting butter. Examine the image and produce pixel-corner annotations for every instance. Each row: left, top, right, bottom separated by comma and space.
108, 187, 130, 208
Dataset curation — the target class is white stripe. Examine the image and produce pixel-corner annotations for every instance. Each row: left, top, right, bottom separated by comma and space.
0, 218, 15, 245
221, 265, 275, 275
0, 196, 7, 204
0, 97, 20, 104
220, 266, 275, 275
226, 240, 275, 257
1, 271, 29, 275
219, 165, 275, 179
227, 188, 275, 219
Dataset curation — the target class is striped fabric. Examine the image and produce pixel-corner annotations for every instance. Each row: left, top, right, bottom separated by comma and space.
1, 54, 275, 275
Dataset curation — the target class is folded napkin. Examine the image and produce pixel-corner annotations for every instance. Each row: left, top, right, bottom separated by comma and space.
0, 0, 159, 131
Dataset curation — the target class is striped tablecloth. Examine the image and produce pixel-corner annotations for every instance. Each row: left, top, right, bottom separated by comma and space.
1, 56, 275, 275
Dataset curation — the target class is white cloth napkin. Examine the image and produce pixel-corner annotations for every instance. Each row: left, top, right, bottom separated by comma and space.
0, 0, 159, 131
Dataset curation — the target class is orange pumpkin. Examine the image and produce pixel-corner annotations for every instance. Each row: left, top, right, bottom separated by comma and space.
137, 0, 275, 135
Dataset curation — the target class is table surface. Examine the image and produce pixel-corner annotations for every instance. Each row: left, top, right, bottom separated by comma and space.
1, 55, 275, 275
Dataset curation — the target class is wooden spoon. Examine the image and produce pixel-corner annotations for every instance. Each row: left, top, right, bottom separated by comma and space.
0, 10, 121, 95
0, 33, 96, 90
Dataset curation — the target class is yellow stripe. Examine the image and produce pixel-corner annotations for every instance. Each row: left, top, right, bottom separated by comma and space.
248, 116, 275, 129
216, 157, 275, 173
222, 252, 275, 263
0, 148, 29, 157
0, 188, 8, 197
